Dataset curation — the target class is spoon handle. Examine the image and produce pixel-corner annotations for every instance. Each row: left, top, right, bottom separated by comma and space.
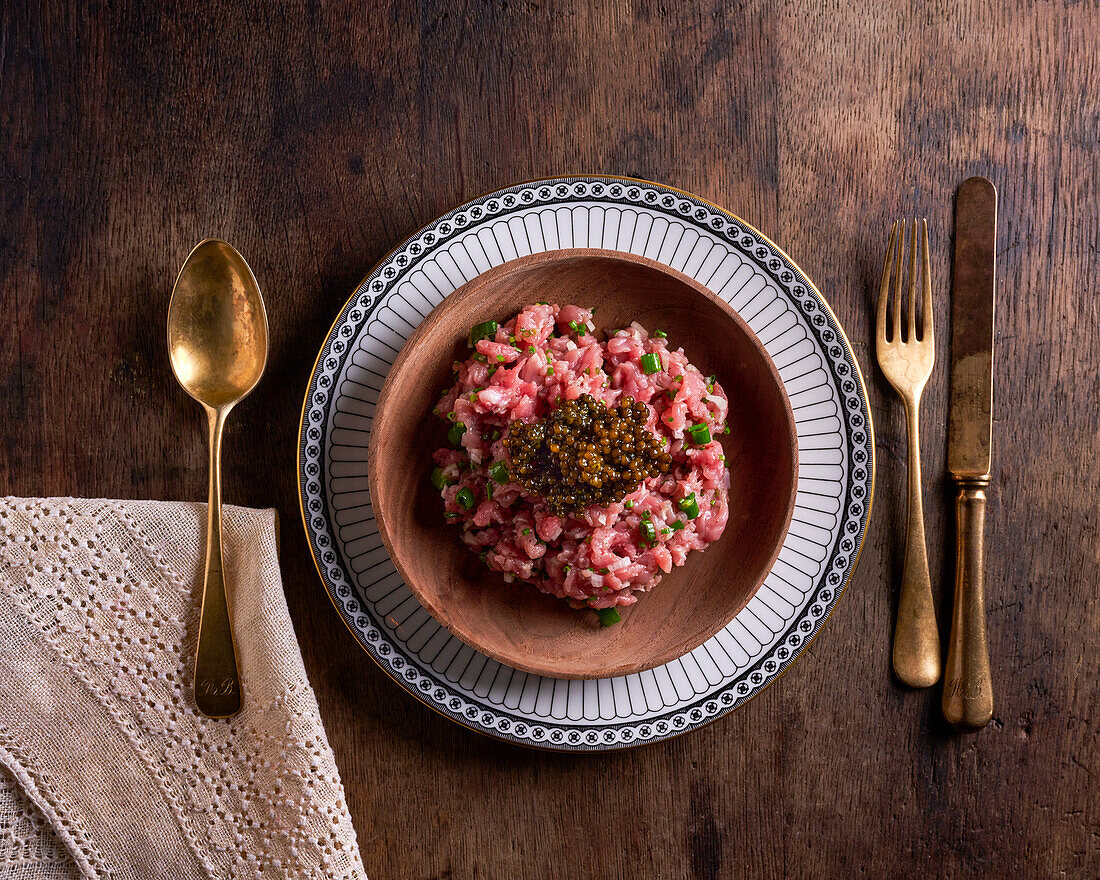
194, 405, 242, 718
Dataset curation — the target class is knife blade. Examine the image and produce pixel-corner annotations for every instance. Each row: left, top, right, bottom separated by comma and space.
947, 177, 996, 477
943, 176, 997, 732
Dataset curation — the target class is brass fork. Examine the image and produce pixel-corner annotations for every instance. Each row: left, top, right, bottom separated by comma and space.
876, 219, 941, 688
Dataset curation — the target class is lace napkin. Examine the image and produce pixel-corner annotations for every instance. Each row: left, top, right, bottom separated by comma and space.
0, 497, 367, 880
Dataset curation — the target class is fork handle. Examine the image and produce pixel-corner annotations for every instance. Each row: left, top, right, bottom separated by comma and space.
892, 398, 942, 687
942, 476, 993, 731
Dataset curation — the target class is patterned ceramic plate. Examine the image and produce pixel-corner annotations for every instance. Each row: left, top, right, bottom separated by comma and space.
298, 176, 874, 751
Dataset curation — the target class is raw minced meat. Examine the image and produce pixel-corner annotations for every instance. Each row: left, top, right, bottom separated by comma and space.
432, 303, 730, 611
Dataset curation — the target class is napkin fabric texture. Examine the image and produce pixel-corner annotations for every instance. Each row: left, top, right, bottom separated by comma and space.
0, 498, 367, 880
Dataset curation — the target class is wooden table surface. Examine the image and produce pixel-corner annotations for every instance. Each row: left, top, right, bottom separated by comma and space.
4, 2, 1098, 877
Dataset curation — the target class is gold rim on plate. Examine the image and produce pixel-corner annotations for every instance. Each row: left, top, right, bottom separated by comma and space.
295, 174, 875, 751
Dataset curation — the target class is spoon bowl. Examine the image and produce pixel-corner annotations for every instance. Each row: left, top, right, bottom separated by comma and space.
168, 239, 268, 408
168, 238, 268, 717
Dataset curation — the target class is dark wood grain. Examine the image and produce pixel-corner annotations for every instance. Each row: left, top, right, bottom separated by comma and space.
2, 1, 1098, 877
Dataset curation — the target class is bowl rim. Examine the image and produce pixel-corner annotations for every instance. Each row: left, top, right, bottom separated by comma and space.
367, 247, 799, 679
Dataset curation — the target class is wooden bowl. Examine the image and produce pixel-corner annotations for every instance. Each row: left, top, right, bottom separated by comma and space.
368, 249, 798, 679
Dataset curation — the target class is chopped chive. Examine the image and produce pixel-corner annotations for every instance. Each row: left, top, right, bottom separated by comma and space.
430, 467, 455, 490
489, 461, 509, 483
444, 512, 461, 519
675, 374, 683, 382
640, 352, 661, 374
687, 422, 712, 445
487, 366, 498, 378
496, 354, 505, 362
653, 329, 668, 338
671, 519, 686, 531
491, 430, 501, 440
527, 345, 536, 354
522, 527, 531, 535
595, 607, 621, 627
473, 353, 487, 363
640, 518, 657, 541
546, 366, 555, 376
568, 320, 581, 332
599, 567, 609, 575
624, 500, 634, 509
678, 493, 700, 520
447, 410, 456, 421
660, 528, 671, 536
468, 320, 498, 347
447, 422, 466, 445
719, 454, 726, 461
536, 300, 549, 305
455, 487, 475, 510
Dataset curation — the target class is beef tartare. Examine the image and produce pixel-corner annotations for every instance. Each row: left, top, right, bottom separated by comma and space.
430, 303, 730, 624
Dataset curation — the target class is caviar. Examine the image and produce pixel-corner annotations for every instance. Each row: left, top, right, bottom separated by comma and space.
505, 393, 672, 516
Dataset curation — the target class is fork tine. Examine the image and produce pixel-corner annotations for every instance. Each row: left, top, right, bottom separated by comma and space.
907, 219, 918, 343
877, 221, 898, 344
921, 218, 932, 340
892, 220, 904, 343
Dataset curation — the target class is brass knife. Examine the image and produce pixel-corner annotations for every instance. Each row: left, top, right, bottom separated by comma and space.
943, 177, 997, 731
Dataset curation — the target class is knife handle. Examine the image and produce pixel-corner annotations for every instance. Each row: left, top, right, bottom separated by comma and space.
942, 476, 993, 731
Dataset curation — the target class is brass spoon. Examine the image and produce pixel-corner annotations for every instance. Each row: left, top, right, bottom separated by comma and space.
168, 239, 268, 718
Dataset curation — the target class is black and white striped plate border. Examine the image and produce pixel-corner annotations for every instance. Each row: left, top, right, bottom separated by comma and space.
298, 177, 873, 750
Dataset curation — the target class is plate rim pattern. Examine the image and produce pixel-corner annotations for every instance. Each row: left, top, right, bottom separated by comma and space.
297, 175, 875, 751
